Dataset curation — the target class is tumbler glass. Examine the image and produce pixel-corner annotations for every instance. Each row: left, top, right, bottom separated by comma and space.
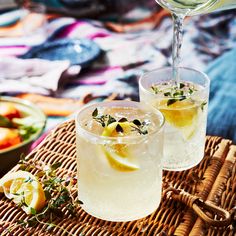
76, 100, 164, 221
139, 67, 210, 171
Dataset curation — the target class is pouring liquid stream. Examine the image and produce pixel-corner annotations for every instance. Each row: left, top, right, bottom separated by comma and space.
171, 13, 185, 86
158, 0, 236, 86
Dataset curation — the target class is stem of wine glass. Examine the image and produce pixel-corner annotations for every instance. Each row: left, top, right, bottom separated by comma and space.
172, 13, 185, 86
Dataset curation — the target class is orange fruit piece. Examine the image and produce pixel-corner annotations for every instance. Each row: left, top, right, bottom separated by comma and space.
0, 127, 21, 150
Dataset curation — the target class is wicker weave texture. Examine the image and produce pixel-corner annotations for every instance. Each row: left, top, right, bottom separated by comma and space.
0, 120, 235, 236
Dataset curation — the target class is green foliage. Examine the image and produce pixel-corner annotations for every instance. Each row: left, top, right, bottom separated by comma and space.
17, 158, 83, 235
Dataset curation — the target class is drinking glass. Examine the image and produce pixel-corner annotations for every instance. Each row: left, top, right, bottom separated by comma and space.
139, 67, 210, 171
155, 0, 236, 16
76, 100, 164, 221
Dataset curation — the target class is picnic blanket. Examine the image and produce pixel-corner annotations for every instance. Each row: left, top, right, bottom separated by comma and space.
0, 5, 235, 140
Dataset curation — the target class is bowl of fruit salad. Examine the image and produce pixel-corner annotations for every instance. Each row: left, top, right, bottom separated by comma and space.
0, 96, 46, 175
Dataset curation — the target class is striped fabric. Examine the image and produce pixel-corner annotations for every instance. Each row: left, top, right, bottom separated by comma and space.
0, 8, 235, 140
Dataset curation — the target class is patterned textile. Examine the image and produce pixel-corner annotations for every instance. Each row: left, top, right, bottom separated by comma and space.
0, 6, 235, 138
207, 47, 236, 143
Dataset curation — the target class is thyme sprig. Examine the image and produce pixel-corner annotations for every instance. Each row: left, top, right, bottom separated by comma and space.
92, 108, 149, 135
131, 119, 149, 135
15, 156, 82, 235
92, 108, 116, 127
200, 101, 207, 111
151, 82, 197, 106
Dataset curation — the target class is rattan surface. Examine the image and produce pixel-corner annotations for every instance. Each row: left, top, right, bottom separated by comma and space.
0, 119, 236, 236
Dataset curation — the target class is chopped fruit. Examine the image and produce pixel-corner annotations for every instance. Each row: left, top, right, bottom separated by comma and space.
0, 171, 46, 214
101, 122, 140, 172
0, 127, 21, 150
0, 103, 21, 120
159, 99, 197, 127
159, 99, 198, 140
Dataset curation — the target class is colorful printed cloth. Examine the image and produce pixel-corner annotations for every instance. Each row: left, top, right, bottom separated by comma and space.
207, 47, 236, 143
0, 6, 235, 139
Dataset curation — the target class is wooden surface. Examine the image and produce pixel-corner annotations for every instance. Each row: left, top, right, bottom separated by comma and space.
0, 119, 236, 236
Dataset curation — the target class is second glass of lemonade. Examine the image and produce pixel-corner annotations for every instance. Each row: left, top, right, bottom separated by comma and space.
76, 100, 165, 221
139, 67, 210, 171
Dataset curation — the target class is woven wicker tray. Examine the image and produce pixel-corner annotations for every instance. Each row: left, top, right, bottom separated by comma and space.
0, 119, 236, 236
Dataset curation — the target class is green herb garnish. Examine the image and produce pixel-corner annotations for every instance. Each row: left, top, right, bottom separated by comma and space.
15, 158, 83, 235
164, 92, 171, 97
132, 120, 149, 135
151, 85, 160, 94
118, 118, 128, 122
189, 88, 194, 94
24, 176, 34, 183
92, 108, 98, 117
92, 109, 149, 135
151, 82, 198, 106
92, 108, 113, 127
116, 124, 123, 133
132, 119, 142, 126
200, 101, 207, 111
167, 99, 178, 106
107, 115, 116, 126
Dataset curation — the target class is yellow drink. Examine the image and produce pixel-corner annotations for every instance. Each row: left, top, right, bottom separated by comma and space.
139, 67, 210, 171
76, 101, 164, 221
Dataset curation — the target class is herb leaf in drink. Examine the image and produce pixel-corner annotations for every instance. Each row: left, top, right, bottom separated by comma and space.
151, 81, 198, 106
92, 109, 149, 135
200, 101, 207, 111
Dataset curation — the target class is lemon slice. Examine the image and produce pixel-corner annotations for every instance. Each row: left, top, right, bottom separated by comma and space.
101, 122, 139, 172
159, 99, 198, 140
0, 171, 46, 214
103, 148, 139, 172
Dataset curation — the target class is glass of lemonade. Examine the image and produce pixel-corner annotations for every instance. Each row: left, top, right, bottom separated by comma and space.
139, 67, 210, 171
76, 100, 165, 221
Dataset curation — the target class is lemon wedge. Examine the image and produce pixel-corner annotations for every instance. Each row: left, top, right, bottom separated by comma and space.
101, 122, 139, 172
0, 171, 46, 214
159, 99, 198, 140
